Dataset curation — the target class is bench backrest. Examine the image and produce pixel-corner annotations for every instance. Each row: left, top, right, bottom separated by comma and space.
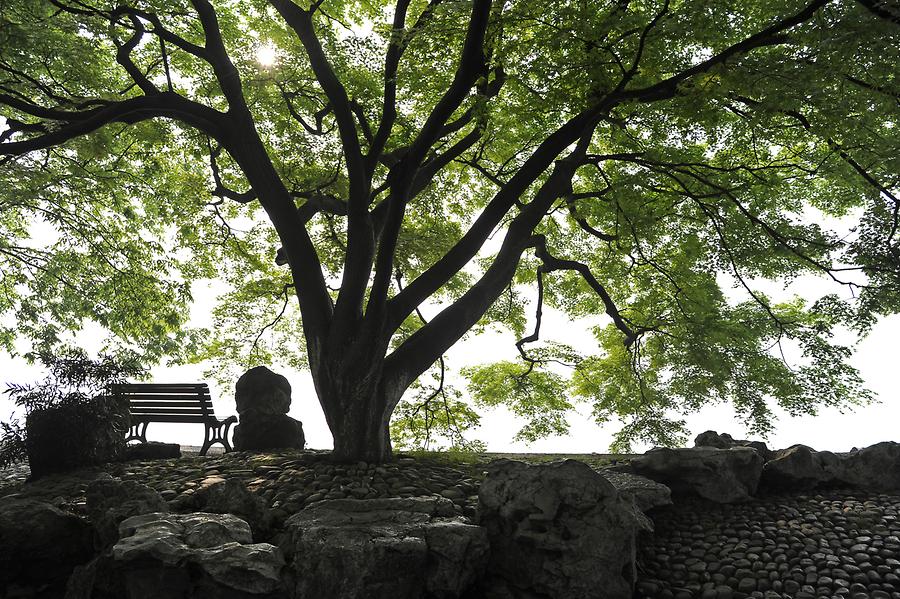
111, 383, 217, 423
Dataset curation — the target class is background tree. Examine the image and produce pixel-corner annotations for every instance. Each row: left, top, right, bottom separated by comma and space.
1, 0, 898, 461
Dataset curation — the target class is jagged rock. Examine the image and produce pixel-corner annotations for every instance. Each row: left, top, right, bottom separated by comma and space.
628, 447, 764, 503
66, 512, 286, 599
598, 469, 672, 512
233, 366, 305, 451
190, 478, 271, 540
477, 459, 650, 599
833, 441, 900, 491
235, 366, 292, 416
233, 413, 305, 452
124, 442, 182, 461
85, 477, 169, 547
694, 430, 774, 461
759, 444, 835, 490
282, 496, 488, 599
0, 497, 93, 594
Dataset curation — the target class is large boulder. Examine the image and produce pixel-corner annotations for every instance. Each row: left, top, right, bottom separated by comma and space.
760, 441, 900, 492
759, 444, 839, 491
124, 442, 181, 461
189, 478, 272, 541
0, 497, 93, 595
25, 396, 129, 478
85, 477, 169, 547
833, 441, 900, 491
627, 447, 764, 503
477, 459, 650, 599
598, 469, 672, 513
235, 366, 292, 416
233, 366, 305, 451
233, 413, 305, 452
66, 512, 287, 599
694, 430, 774, 460
281, 496, 488, 599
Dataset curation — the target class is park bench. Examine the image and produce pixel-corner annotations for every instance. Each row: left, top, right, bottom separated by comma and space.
112, 383, 237, 456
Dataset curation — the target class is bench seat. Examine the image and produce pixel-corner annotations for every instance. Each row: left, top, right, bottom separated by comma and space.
112, 383, 236, 456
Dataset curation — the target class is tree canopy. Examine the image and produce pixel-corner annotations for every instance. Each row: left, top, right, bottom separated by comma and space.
0, 0, 898, 456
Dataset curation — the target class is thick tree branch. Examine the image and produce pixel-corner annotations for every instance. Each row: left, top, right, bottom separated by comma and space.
854, 0, 900, 25
270, 0, 372, 333
365, 0, 493, 323
620, 0, 830, 103
386, 107, 600, 332
368, 0, 413, 172
0, 93, 226, 157
383, 138, 591, 399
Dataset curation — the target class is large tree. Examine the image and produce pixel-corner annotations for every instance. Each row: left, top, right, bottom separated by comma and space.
1, 0, 898, 461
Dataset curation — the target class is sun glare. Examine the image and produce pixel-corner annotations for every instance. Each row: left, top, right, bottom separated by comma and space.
256, 43, 277, 68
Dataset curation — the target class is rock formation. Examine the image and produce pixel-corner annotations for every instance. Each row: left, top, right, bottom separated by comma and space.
189, 478, 272, 541
477, 459, 651, 599
627, 446, 765, 503
67, 512, 287, 598
0, 496, 94, 596
281, 496, 488, 599
232, 366, 305, 451
599, 469, 673, 513
694, 430, 775, 461
85, 476, 169, 547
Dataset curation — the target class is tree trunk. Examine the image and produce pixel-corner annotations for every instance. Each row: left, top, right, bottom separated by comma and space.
325, 388, 395, 462
330, 405, 392, 462
312, 341, 401, 463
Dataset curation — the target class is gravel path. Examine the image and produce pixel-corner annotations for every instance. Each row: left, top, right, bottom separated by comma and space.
636, 491, 900, 599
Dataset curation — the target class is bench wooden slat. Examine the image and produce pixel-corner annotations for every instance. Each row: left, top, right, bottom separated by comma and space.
119, 382, 234, 455
130, 407, 211, 415
129, 400, 213, 408
129, 414, 214, 423
113, 386, 209, 395
125, 394, 212, 401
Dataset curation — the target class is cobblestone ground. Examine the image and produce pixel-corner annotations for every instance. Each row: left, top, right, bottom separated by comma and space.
0, 450, 485, 527
636, 491, 900, 599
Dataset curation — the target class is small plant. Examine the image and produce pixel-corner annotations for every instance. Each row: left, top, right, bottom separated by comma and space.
0, 349, 145, 476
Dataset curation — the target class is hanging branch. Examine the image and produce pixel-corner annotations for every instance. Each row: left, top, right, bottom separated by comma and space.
248, 283, 295, 364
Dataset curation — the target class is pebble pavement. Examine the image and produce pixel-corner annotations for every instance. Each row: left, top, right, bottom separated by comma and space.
0, 449, 484, 527
636, 491, 900, 599
4, 451, 900, 599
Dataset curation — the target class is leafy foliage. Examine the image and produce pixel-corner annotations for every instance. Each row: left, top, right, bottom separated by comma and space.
1, 0, 898, 454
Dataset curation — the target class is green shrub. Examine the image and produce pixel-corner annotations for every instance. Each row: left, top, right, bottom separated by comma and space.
0, 350, 145, 477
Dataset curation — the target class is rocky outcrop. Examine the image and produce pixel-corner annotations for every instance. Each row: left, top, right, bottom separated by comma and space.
85, 476, 169, 546
628, 447, 764, 503
834, 441, 900, 492
189, 478, 272, 541
759, 444, 838, 491
760, 441, 900, 492
477, 459, 650, 599
233, 366, 305, 451
66, 512, 287, 599
694, 430, 775, 460
598, 469, 672, 513
0, 497, 93, 595
281, 496, 488, 599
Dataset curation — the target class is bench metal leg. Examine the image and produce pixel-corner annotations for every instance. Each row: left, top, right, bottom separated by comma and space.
125, 419, 149, 444
201, 416, 237, 456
